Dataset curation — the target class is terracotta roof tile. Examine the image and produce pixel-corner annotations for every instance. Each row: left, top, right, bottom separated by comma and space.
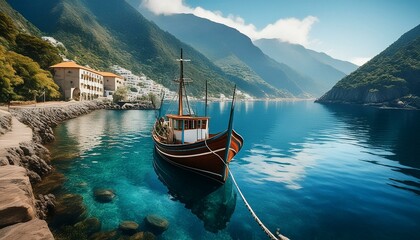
99, 72, 124, 79
50, 61, 102, 75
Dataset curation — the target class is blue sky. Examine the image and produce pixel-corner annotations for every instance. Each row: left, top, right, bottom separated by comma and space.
142, 0, 420, 65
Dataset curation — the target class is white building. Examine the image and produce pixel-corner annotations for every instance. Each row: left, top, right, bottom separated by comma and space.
51, 62, 125, 101
50, 62, 104, 101
110, 65, 176, 100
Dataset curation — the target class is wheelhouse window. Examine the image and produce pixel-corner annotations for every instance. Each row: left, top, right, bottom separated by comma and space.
201, 120, 207, 129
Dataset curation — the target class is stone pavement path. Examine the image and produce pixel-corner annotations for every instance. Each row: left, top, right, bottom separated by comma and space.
0, 113, 32, 157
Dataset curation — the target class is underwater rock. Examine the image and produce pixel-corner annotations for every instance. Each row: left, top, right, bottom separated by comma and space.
33, 171, 66, 195
90, 230, 118, 240
74, 217, 102, 236
51, 194, 87, 227
144, 215, 169, 235
129, 231, 156, 240
94, 189, 115, 203
119, 220, 139, 235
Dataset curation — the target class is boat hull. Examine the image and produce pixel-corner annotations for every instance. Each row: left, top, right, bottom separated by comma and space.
152, 130, 244, 183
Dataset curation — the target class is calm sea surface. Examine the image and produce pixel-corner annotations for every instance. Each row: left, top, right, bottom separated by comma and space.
48, 101, 420, 239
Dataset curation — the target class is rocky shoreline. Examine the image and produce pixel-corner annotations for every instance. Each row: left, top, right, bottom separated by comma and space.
316, 87, 420, 110
0, 100, 163, 240
0, 101, 109, 239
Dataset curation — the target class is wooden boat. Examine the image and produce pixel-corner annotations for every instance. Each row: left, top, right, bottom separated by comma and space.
152, 49, 244, 183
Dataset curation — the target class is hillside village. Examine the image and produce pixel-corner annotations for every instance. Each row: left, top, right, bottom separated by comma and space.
46, 36, 177, 102
46, 37, 254, 103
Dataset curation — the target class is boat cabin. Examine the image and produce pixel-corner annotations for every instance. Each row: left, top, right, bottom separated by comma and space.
166, 114, 209, 144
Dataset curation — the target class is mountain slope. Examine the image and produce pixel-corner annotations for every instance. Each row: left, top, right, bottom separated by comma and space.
0, 1, 61, 101
306, 50, 358, 75
254, 39, 358, 96
0, 0, 40, 37
134, 10, 314, 98
7, 0, 240, 97
317, 24, 420, 109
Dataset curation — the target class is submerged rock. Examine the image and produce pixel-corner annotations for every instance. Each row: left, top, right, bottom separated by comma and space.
94, 189, 115, 203
119, 220, 139, 235
90, 230, 118, 240
144, 215, 169, 235
51, 194, 87, 227
74, 217, 102, 236
129, 231, 156, 240
33, 171, 66, 195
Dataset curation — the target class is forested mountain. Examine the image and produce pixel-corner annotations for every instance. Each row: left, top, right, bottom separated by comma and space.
134, 11, 313, 98
254, 39, 358, 96
7, 0, 296, 98
317, 24, 420, 109
7, 0, 233, 97
0, 0, 62, 102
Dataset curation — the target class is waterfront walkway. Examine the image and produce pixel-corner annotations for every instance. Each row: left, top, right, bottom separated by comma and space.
0, 111, 32, 158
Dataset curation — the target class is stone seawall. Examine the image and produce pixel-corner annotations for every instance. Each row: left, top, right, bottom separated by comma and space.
11, 101, 109, 144
0, 101, 107, 240
0, 110, 12, 136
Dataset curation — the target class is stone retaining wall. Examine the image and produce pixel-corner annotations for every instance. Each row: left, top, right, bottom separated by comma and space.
0, 110, 12, 136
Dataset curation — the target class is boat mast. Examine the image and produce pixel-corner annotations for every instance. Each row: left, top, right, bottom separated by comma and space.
176, 49, 191, 116
178, 49, 184, 116
205, 80, 208, 116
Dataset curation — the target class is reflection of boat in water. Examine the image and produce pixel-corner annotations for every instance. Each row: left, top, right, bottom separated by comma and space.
153, 151, 237, 232
152, 49, 244, 184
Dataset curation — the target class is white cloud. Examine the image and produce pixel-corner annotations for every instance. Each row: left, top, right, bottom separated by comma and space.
142, 0, 318, 46
258, 16, 318, 46
141, 0, 191, 15
351, 57, 371, 66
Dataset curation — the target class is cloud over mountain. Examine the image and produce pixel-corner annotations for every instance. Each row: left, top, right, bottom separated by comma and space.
141, 0, 318, 46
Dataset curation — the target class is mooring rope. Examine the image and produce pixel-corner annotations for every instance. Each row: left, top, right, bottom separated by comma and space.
204, 138, 289, 240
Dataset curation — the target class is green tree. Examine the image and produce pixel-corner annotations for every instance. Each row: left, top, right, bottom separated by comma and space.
0, 47, 22, 102
6, 50, 60, 100
14, 33, 62, 70
148, 92, 160, 109
0, 12, 18, 42
113, 86, 128, 103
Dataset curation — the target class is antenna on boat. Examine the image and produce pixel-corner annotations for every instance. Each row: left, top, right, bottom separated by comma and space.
222, 85, 237, 181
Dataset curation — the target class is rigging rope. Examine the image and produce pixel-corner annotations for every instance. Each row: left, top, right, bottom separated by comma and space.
204, 138, 289, 240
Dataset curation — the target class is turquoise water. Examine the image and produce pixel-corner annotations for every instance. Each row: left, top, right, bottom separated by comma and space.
49, 101, 420, 239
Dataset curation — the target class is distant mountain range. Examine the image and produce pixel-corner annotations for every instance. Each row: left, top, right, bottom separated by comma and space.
136, 12, 310, 97
129, 1, 357, 98
317, 24, 420, 109
254, 39, 358, 96
6, 0, 361, 99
